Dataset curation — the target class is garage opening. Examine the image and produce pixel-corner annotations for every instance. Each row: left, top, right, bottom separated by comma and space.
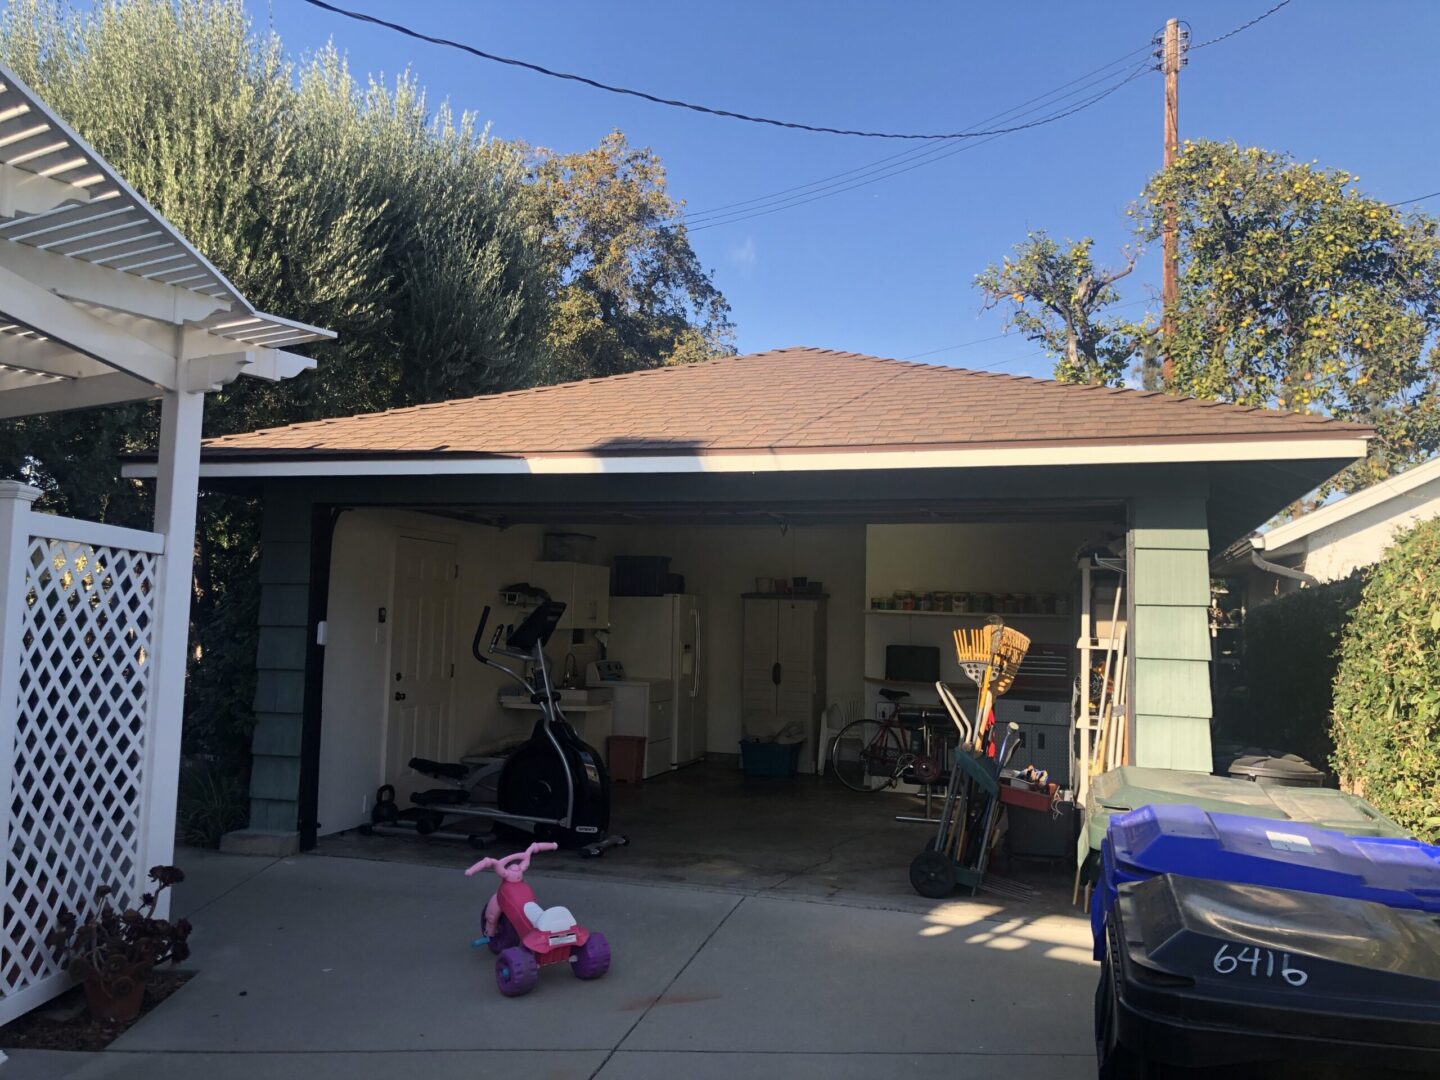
310, 501, 1124, 905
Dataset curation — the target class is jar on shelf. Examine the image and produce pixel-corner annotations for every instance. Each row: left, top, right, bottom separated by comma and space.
1056, 593, 1073, 616
935, 591, 953, 612
895, 591, 916, 611
1038, 592, 1057, 614
955, 592, 972, 613
975, 592, 994, 613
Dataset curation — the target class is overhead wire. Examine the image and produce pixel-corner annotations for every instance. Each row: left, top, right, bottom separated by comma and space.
681, 42, 1156, 223
1189, 0, 1294, 50
903, 298, 1155, 361
687, 63, 1153, 232
300, 0, 1304, 230
1389, 190, 1440, 208
302, 0, 1154, 141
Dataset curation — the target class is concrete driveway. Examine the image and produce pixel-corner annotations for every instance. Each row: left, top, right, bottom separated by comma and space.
4, 850, 1099, 1079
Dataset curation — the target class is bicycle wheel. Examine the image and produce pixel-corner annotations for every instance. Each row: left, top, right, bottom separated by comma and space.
830, 719, 907, 792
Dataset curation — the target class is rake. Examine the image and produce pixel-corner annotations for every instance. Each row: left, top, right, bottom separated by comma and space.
953, 619, 1031, 751
942, 619, 1031, 864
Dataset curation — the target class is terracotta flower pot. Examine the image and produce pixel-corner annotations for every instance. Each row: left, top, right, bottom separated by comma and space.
84, 973, 146, 1023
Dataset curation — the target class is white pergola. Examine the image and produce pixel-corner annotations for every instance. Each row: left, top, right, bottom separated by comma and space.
0, 63, 333, 1022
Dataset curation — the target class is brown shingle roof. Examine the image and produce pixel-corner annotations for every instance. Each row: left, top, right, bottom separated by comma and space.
202, 346, 1369, 458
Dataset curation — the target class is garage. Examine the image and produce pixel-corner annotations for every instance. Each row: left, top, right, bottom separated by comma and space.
135, 346, 1366, 894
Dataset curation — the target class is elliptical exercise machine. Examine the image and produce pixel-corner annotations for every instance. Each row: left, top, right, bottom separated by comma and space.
368, 600, 627, 857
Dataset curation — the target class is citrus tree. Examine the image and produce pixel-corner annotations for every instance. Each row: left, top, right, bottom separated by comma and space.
1135, 141, 1440, 488
1330, 517, 1440, 842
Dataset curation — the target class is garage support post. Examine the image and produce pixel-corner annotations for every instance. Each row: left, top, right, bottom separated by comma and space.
226, 483, 316, 854
1127, 495, 1214, 770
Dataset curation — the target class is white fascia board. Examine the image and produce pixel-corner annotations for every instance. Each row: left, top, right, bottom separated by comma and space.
1256, 454, 1440, 552
0, 240, 228, 323
119, 436, 1369, 481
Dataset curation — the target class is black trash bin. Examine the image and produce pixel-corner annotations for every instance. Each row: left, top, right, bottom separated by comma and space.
1227, 751, 1326, 787
1097, 873, 1440, 1078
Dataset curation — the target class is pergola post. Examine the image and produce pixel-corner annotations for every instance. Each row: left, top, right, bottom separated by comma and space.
140, 387, 204, 911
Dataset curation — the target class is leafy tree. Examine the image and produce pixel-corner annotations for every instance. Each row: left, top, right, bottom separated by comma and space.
531, 131, 733, 380
1330, 518, 1440, 842
1134, 141, 1440, 486
974, 232, 1143, 386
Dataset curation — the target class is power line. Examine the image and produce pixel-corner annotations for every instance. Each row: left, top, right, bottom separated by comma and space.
680, 3, 1293, 230
682, 43, 1154, 222
302, 0, 1151, 141
904, 299, 1155, 361
683, 52, 1153, 226
1389, 189, 1440, 207
688, 63, 1153, 232
686, 67, 1148, 229
1190, 0, 1294, 50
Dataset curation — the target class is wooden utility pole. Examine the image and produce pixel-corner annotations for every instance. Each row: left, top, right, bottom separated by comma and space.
1160, 18, 1184, 389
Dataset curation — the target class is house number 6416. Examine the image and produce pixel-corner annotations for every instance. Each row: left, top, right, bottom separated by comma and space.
1212, 943, 1308, 986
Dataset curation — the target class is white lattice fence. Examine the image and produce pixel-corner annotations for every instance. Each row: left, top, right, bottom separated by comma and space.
0, 503, 164, 1024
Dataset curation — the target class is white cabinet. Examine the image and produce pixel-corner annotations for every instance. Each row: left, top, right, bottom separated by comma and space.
530, 561, 610, 628
741, 595, 827, 771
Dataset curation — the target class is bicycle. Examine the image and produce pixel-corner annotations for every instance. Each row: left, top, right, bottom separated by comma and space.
830, 689, 945, 793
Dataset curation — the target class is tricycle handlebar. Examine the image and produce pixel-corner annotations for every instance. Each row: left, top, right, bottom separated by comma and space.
464, 840, 558, 878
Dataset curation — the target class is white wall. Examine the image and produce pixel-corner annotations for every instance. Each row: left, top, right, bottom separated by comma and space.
1299, 476, 1440, 582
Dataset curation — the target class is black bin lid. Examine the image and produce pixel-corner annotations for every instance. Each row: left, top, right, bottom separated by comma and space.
1228, 752, 1324, 781
1117, 874, 1440, 1016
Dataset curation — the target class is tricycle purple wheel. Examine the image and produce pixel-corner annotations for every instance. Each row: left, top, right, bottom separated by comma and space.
487, 916, 519, 955
571, 931, 610, 980
495, 946, 539, 996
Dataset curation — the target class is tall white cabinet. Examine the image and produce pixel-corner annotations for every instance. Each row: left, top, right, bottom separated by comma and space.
741, 594, 827, 771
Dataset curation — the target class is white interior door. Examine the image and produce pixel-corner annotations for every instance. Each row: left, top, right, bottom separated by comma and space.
385, 536, 457, 800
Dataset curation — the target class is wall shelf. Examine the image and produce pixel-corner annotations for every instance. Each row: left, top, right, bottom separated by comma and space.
864, 608, 1071, 620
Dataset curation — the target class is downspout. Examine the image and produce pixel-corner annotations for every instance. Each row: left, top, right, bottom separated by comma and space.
1250, 548, 1318, 586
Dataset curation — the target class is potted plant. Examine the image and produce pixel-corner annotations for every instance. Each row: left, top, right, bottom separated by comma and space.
46, 865, 193, 1023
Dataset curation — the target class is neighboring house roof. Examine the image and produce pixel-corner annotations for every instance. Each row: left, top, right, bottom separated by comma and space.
1255, 454, 1440, 556
197, 347, 1368, 472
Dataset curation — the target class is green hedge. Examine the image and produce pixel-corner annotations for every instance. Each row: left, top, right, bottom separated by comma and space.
1331, 518, 1440, 842
1241, 572, 1365, 769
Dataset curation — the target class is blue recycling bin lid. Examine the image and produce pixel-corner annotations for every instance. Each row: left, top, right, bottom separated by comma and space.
1111, 803, 1440, 910
1091, 803, 1440, 962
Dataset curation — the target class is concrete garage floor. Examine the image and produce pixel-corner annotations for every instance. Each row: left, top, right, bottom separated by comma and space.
319, 760, 1078, 914
4, 847, 1098, 1080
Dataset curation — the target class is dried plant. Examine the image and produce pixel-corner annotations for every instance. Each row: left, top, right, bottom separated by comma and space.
45, 866, 193, 1000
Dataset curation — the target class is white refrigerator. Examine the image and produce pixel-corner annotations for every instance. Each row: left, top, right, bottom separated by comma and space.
606, 595, 706, 768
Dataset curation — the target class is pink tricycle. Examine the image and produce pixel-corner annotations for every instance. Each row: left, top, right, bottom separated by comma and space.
466, 841, 611, 996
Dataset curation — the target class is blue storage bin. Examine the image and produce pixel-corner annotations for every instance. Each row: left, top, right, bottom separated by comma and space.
739, 739, 802, 778
1092, 803, 1440, 960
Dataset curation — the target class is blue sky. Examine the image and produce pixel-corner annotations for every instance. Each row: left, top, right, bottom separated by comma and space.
254, 0, 1440, 378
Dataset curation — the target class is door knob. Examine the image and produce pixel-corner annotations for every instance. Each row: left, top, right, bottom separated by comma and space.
394, 692, 407, 701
